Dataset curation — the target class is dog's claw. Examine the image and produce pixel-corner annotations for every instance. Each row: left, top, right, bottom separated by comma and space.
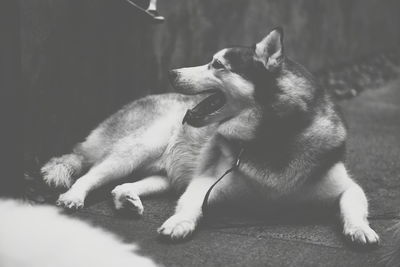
56, 191, 85, 210
344, 223, 380, 246
158, 215, 196, 240
112, 185, 144, 215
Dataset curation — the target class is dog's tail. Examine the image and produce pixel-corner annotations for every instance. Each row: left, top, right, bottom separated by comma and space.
41, 153, 86, 188
380, 221, 400, 267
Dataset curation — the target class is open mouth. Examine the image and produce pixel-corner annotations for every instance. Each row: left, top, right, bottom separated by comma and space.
182, 90, 226, 127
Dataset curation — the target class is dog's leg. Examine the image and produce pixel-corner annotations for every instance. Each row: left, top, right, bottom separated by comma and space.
340, 182, 380, 245
41, 130, 109, 189
332, 164, 380, 245
56, 154, 135, 209
158, 137, 240, 240
56, 118, 173, 210
299, 162, 379, 245
56, 139, 164, 210
111, 175, 170, 215
158, 176, 217, 240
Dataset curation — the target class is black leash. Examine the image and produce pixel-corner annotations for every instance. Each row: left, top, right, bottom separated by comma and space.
201, 148, 244, 215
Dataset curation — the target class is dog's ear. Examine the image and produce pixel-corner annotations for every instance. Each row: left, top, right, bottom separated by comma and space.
254, 27, 284, 70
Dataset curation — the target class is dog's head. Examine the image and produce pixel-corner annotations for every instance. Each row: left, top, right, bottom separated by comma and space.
169, 27, 315, 128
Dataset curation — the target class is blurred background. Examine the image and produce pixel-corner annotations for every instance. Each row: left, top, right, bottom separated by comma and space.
21, 0, 400, 177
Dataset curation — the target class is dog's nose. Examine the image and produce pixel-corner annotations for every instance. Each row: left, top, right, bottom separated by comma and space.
168, 70, 178, 82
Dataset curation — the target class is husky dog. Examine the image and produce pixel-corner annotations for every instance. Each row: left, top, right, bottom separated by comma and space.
42, 27, 379, 245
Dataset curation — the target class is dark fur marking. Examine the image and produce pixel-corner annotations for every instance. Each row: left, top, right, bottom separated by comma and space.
223, 46, 346, 181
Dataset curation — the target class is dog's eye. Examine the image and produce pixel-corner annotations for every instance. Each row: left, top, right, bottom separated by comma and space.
211, 60, 225, 70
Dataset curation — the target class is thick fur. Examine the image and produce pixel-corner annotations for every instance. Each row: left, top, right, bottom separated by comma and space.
42, 27, 379, 245
0, 199, 158, 267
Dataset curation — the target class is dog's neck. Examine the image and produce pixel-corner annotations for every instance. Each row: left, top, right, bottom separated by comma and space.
216, 103, 312, 170
216, 107, 261, 142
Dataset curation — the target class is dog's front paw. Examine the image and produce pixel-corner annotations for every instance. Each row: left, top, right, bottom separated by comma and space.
158, 214, 196, 240
111, 185, 144, 215
343, 223, 380, 245
56, 190, 85, 210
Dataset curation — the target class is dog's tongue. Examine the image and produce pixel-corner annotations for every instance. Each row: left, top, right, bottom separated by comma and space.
182, 91, 225, 126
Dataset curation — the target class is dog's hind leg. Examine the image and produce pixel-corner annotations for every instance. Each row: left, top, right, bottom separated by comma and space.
56, 132, 168, 210
41, 129, 110, 189
56, 155, 134, 209
111, 175, 170, 215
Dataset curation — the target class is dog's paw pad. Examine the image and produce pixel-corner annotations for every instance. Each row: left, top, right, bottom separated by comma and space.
56, 191, 85, 210
111, 186, 144, 215
157, 215, 195, 240
344, 224, 380, 245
